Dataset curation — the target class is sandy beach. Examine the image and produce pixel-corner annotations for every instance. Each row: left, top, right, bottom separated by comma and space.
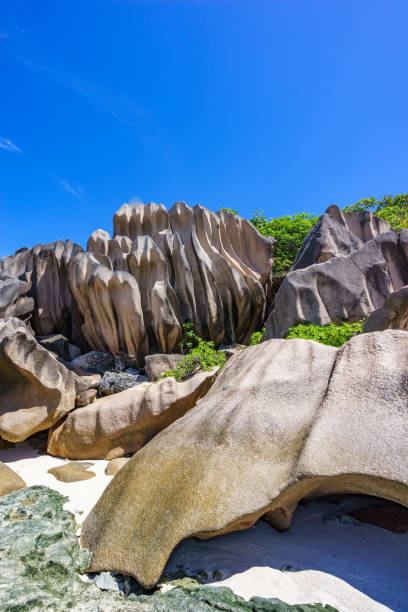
1, 445, 406, 611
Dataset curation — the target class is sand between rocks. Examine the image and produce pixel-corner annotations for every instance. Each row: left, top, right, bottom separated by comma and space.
1, 445, 406, 611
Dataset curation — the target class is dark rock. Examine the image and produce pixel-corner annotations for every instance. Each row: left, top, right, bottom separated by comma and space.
71, 351, 115, 375
363, 285, 408, 332
99, 370, 148, 396
38, 333, 82, 361
349, 504, 408, 533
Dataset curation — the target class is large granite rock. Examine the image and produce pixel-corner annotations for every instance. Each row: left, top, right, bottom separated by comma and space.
0, 203, 274, 365
0, 276, 34, 319
363, 285, 408, 332
0, 462, 26, 497
0, 486, 328, 611
0, 317, 76, 442
264, 206, 408, 339
71, 351, 115, 374
144, 353, 185, 381
48, 368, 218, 460
82, 331, 408, 588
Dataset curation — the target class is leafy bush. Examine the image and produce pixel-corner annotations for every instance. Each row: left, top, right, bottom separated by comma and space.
249, 327, 265, 345
250, 211, 319, 274
286, 320, 364, 347
220, 207, 238, 215
343, 193, 408, 231
161, 323, 226, 382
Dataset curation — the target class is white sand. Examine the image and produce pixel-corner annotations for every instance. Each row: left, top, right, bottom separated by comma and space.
1, 446, 406, 611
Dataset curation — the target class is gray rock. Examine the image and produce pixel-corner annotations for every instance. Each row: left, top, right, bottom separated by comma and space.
264, 206, 408, 340
0, 276, 34, 319
71, 351, 115, 375
292, 204, 391, 271
99, 371, 148, 396
0, 486, 330, 611
38, 333, 82, 361
144, 354, 184, 381
363, 285, 408, 333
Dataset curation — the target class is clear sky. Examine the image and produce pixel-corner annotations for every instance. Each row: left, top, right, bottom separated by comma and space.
1, 0, 407, 256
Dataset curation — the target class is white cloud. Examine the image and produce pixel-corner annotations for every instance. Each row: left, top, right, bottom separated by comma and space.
56, 177, 85, 200
0, 137, 22, 152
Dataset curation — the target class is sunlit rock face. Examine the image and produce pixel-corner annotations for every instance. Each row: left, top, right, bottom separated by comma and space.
0, 202, 274, 365
263, 205, 408, 340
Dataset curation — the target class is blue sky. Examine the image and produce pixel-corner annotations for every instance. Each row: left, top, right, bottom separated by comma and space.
1, 0, 407, 256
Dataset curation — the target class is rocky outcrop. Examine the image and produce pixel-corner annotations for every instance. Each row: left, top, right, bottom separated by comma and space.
38, 334, 81, 361
1, 486, 326, 612
0, 203, 274, 364
0, 317, 76, 442
0, 277, 33, 319
264, 206, 408, 339
144, 353, 185, 381
363, 285, 408, 332
48, 368, 218, 460
99, 370, 148, 395
105, 457, 130, 475
0, 462, 26, 497
82, 331, 408, 588
71, 351, 115, 374
47, 462, 96, 482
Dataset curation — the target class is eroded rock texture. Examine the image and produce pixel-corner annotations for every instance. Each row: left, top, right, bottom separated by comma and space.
82, 331, 408, 588
0, 203, 274, 364
0, 317, 76, 442
363, 285, 408, 332
264, 205, 408, 339
48, 368, 218, 459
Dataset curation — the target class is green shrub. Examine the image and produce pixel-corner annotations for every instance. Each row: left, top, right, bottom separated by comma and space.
161, 323, 226, 382
343, 193, 408, 231
249, 327, 265, 345
250, 211, 319, 274
286, 320, 364, 347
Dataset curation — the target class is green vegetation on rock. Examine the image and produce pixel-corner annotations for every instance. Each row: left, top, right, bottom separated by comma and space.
250, 327, 265, 345
286, 320, 364, 347
343, 193, 408, 231
250, 211, 319, 274
161, 323, 226, 382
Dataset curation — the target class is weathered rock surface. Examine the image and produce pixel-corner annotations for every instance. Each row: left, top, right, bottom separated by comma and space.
144, 353, 185, 381
48, 462, 96, 482
291, 205, 391, 270
0, 276, 34, 319
0, 317, 76, 442
71, 351, 115, 374
82, 331, 408, 587
0, 461, 26, 496
264, 206, 408, 339
76, 388, 98, 407
99, 370, 148, 395
363, 285, 408, 332
105, 457, 131, 475
48, 369, 217, 460
38, 333, 82, 361
0, 486, 330, 612
0, 203, 274, 364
